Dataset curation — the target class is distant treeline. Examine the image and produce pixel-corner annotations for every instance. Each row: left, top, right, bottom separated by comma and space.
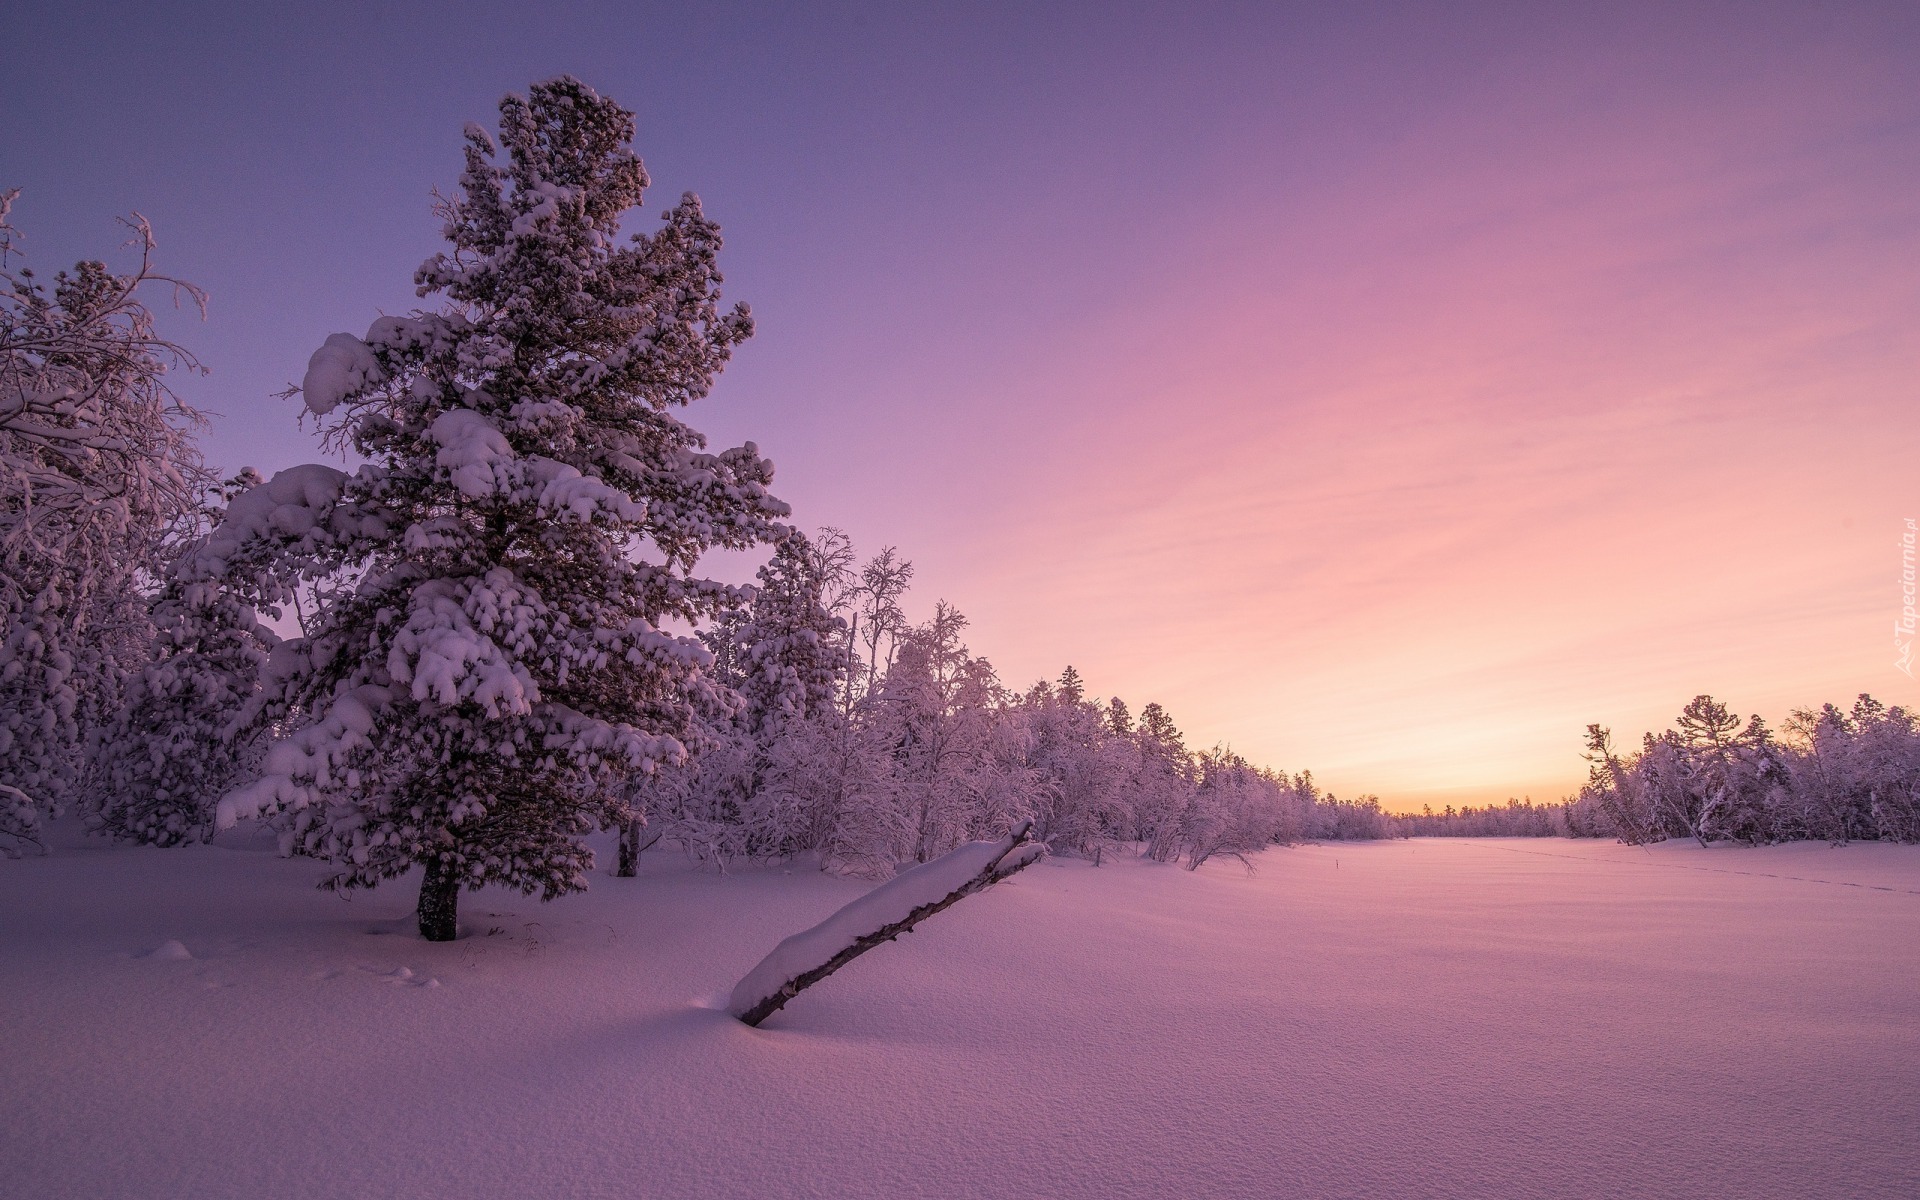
1393, 797, 1585, 838
1394, 694, 1920, 845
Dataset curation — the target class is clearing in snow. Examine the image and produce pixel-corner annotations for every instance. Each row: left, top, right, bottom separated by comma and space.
3, 827, 1916, 1199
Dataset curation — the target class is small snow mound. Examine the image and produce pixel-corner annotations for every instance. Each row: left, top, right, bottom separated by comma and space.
387, 966, 414, 982
422, 978, 441, 989
144, 940, 192, 961
428, 408, 515, 499
300, 333, 382, 415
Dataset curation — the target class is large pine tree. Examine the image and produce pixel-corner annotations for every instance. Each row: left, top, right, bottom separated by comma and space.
217, 78, 787, 938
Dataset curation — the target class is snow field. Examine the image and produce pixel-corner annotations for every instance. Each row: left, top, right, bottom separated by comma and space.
2, 829, 1916, 1199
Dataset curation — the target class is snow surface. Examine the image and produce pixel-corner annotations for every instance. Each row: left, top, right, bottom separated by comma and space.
729, 831, 1044, 1019
4, 830, 1917, 1199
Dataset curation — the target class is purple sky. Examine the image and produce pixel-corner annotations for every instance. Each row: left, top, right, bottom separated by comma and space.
9, 2, 1919, 808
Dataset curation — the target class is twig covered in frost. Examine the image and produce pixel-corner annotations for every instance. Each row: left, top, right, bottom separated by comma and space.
729, 820, 1045, 1027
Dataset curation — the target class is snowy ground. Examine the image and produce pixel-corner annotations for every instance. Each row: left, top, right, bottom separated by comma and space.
4, 828, 1916, 1200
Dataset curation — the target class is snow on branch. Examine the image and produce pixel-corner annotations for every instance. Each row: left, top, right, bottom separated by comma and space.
728, 821, 1045, 1027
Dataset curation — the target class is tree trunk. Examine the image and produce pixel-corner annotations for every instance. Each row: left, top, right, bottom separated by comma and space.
617, 820, 639, 877
417, 855, 460, 942
616, 820, 661, 877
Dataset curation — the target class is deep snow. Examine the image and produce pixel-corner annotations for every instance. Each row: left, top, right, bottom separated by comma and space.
3, 828, 1916, 1199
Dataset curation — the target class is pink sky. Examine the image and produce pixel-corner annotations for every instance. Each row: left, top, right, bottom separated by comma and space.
719, 5, 1920, 808
8, 3, 1915, 809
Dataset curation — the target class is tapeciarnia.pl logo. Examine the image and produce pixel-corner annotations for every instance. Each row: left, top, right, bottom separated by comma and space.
1898, 518, 1917, 679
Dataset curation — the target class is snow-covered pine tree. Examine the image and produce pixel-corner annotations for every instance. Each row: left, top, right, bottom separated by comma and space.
215, 78, 787, 938
1056, 664, 1085, 706
730, 531, 855, 739
1133, 701, 1194, 862
0, 190, 212, 854
1018, 666, 1129, 862
726, 530, 859, 856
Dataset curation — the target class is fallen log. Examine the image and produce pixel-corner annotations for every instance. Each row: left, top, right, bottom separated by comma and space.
728, 821, 1046, 1027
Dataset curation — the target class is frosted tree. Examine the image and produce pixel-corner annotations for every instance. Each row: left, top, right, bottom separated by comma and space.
1133, 701, 1195, 861
0, 190, 211, 853
627, 524, 1389, 876
1018, 666, 1130, 862
87, 471, 277, 846
1669, 694, 1740, 845
1574, 693, 1920, 846
1846, 698, 1920, 842
1697, 714, 1785, 844
867, 602, 1026, 865
215, 78, 787, 938
1396, 796, 1573, 838
1784, 696, 1920, 842
848, 546, 913, 703
1182, 747, 1284, 870
725, 531, 855, 739
723, 531, 861, 852
1580, 724, 1661, 844
650, 531, 855, 871
802, 526, 858, 633
1312, 787, 1391, 840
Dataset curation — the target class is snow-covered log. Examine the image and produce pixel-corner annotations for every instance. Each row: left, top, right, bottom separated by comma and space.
729, 821, 1045, 1027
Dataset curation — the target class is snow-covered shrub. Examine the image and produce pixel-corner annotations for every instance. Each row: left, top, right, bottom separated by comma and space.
1179, 748, 1293, 870
87, 576, 275, 845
